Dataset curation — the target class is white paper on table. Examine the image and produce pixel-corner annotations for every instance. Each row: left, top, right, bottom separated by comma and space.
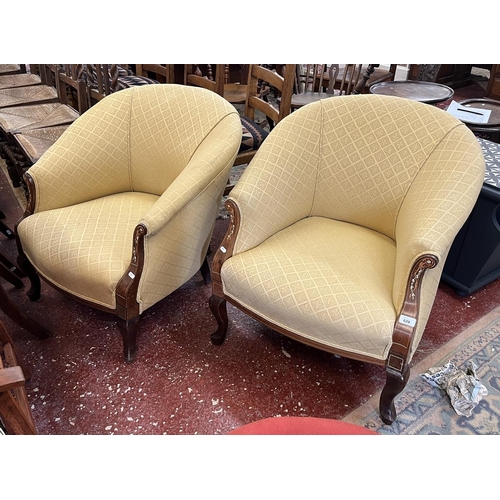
447, 100, 492, 124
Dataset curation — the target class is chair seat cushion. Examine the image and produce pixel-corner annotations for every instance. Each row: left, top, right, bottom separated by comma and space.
17, 192, 158, 309
0, 85, 58, 108
228, 416, 378, 435
0, 103, 78, 134
0, 73, 42, 90
221, 216, 397, 360
239, 115, 268, 154
13, 124, 71, 163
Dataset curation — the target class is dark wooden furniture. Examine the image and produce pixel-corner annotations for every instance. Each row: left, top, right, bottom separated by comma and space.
408, 64, 473, 89
486, 64, 500, 100
291, 64, 372, 110
0, 319, 37, 434
0, 210, 14, 239
0, 64, 26, 76
454, 98, 500, 143
1, 65, 88, 188
369, 80, 454, 104
135, 64, 175, 84
184, 64, 250, 104
442, 138, 500, 295
313, 64, 397, 95
1, 210, 51, 340
184, 64, 295, 195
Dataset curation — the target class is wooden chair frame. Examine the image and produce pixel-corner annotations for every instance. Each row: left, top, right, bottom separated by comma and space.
209, 199, 438, 425
0, 320, 37, 434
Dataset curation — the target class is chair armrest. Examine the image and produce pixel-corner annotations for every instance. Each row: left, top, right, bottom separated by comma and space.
393, 126, 484, 359
393, 126, 485, 310
134, 113, 240, 313
0, 366, 25, 391
140, 114, 240, 236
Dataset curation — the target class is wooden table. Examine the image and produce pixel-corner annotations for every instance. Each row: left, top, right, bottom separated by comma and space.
369, 80, 454, 104
452, 98, 500, 143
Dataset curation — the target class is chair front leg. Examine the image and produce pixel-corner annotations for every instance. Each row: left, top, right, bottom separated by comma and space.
116, 316, 140, 363
379, 364, 410, 424
209, 295, 228, 345
16, 252, 41, 302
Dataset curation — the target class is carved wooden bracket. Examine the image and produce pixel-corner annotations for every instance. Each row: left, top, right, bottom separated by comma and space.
387, 254, 439, 374
116, 224, 147, 320
211, 199, 241, 297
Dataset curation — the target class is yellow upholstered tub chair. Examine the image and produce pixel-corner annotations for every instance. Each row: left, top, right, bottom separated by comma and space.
209, 94, 485, 424
16, 84, 242, 362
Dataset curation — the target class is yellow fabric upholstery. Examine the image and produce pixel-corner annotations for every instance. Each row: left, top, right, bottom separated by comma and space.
223, 217, 397, 360
18, 84, 241, 313
221, 94, 485, 363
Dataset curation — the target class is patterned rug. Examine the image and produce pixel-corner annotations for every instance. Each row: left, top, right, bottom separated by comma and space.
342, 306, 500, 434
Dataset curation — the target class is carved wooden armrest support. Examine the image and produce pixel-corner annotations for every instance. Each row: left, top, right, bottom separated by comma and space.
387, 254, 439, 374
116, 224, 147, 319
211, 199, 241, 297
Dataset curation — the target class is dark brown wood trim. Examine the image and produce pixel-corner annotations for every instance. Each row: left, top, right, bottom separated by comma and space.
223, 293, 387, 365
211, 198, 241, 297
115, 223, 147, 320
387, 254, 439, 374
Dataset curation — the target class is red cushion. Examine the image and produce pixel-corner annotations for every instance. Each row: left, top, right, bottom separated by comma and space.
228, 417, 378, 435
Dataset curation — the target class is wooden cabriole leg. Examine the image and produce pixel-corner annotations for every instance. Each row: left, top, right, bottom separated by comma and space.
16, 251, 41, 302
116, 316, 140, 363
380, 364, 410, 424
200, 255, 211, 285
209, 295, 228, 345
208, 199, 241, 346
379, 254, 438, 424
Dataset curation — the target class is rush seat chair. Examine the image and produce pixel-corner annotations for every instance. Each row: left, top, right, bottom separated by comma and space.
15, 84, 242, 362
209, 94, 485, 424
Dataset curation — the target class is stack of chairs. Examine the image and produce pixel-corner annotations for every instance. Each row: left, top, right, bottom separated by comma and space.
0, 64, 176, 192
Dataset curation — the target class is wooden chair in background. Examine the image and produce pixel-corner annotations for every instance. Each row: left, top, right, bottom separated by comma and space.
0, 319, 37, 434
1, 65, 88, 188
135, 64, 175, 84
0, 64, 27, 76
226, 64, 296, 194
291, 64, 367, 110
184, 64, 250, 104
0, 65, 43, 90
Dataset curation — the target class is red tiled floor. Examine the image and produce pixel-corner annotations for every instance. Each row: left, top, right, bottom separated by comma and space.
2, 75, 500, 435
3, 165, 500, 435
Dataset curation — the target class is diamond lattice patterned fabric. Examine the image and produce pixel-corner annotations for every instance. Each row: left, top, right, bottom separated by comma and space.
18, 84, 242, 314
224, 94, 485, 362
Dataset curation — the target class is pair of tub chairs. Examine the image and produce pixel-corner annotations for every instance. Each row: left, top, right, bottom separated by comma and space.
14, 81, 485, 424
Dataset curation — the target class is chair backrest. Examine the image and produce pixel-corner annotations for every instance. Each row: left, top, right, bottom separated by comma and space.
85, 64, 118, 105
135, 64, 175, 84
29, 84, 241, 200
294, 64, 376, 103
234, 94, 484, 244
55, 64, 89, 113
244, 64, 295, 127
184, 64, 225, 96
